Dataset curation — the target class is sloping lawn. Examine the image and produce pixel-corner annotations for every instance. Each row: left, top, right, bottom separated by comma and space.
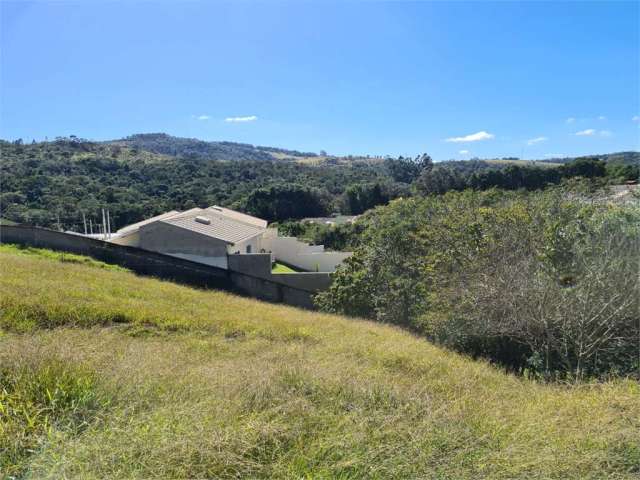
271, 261, 299, 273
0, 247, 638, 479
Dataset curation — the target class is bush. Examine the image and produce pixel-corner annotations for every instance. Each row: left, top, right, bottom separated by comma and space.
316, 188, 640, 379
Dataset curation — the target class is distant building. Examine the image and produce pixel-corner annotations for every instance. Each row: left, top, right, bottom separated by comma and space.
104, 205, 351, 272
302, 214, 358, 227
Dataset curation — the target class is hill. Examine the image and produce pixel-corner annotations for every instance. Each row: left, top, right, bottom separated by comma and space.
111, 133, 385, 165
538, 151, 640, 166
1, 134, 636, 231
111, 133, 320, 162
0, 138, 392, 230
1, 244, 638, 479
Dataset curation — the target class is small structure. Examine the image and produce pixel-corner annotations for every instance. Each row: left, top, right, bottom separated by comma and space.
302, 214, 358, 227
104, 205, 351, 273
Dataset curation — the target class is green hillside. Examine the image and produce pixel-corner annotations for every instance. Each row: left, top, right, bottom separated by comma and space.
1, 244, 638, 479
112, 133, 285, 162
538, 151, 640, 166
2, 134, 637, 231
0, 138, 393, 230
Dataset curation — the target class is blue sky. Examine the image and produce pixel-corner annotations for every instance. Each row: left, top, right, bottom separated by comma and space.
1, 1, 638, 160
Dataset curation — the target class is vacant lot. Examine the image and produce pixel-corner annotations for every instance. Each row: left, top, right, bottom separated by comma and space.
1, 246, 638, 479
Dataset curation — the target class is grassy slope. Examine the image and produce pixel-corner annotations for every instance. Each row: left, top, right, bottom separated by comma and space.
0, 246, 638, 479
272, 262, 299, 274
484, 159, 562, 168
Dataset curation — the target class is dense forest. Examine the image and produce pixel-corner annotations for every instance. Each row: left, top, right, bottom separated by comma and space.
415, 156, 637, 194
0, 134, 637, 232
0, 137, 396, 230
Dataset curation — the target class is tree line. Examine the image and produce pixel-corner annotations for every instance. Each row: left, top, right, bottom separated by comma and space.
1, 137, 636, 232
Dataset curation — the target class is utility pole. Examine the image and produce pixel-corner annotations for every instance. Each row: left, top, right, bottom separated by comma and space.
56, 212, 62, 231
106, 210, 111, 240
89, 218, 93, 235
82, 212, 87, 235
101, 208, 107, 241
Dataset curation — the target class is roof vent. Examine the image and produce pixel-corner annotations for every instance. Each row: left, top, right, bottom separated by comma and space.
194, 216, 211, 225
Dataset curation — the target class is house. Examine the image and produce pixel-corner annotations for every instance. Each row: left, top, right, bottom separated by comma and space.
105, 205, 351, 272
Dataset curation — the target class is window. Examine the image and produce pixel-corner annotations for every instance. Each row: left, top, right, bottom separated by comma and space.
246, 245, 252, 253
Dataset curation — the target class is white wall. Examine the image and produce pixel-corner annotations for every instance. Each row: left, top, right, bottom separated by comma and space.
287, 251, 352, 272
227, 234, 262, 255
261, 234, 352, 272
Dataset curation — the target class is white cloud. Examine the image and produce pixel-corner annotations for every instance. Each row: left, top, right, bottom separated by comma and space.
445, 131, 495, 143
196, 115, 210, 121
632, 115, 640, 122
566, 117, 576, 124
598, 115, 607, 121
225, 115, 258, 123
575, 129, 596, 136
459, 150, 470, 154
574, 129, 612, 137
526, 136, 548, 146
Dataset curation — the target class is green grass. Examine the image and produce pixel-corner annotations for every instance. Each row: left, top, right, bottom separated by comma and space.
0, 244, 128, 272
271, 262, 299, 273
1, 248, 639, 479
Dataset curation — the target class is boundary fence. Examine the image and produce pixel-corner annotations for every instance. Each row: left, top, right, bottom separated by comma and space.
0, 225, 326, 309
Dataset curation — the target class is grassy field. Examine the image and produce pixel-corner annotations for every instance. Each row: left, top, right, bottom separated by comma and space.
484, 159, 563, 168
271, 262, 299, 274
1, 245, 639, 479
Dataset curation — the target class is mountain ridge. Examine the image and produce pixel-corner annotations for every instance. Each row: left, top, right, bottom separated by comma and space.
4, 132, 638, 165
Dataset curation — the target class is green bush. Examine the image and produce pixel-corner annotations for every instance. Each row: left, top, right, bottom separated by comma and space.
316, 188, 640, 379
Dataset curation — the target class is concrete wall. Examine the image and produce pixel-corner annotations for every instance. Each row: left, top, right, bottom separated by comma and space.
139, 222, 229, 257
261, 234, 352, 272
228, 253, 273, 278
270, 272, 331, 291
0, 225, 229, 291
0, 226, 327, 309
228, 253, 332, 294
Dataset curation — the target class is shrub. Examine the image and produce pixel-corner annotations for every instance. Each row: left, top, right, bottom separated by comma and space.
316, 188, 640, 379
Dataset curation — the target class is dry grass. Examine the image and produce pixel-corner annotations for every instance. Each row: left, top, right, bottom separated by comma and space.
1, 247, 639, 479
485, 159, 562, 168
